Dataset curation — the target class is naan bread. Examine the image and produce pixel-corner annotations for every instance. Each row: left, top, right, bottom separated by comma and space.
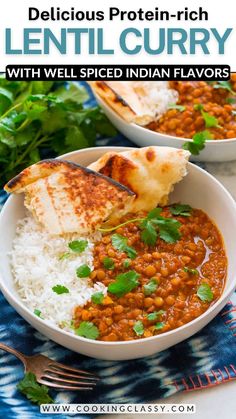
4, 159, 135, 235
89, 147, 190, 213
89, 81, 178, 125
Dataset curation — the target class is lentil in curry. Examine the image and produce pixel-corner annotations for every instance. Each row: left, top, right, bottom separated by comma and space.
147, 75, 236, 140
74, 206, 227, 341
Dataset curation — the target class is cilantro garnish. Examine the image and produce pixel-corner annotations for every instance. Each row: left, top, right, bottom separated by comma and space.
91, 292, 104, 305
17, 372, 54, 405
103, 257, 115, 270
111, 234, 137, 259
108, 270, 140, 297
183, 130, 212, 155
101, 208, 181, 246
155, 322, 165, 330
76, 264, 91, 278
197, 283, 214, 302
140, 208, 181, 245
52, 285, 69, 294
34, 309, 43, 319
133, 321, 144, 336
68, 240, 88, 253
213, 81, 235, 95
147, 310, 165, 321
226, 97, 236, 104
123, 259, 131, 268
194, 103, 220, 128
184, 267, 198, 275
144, 278, 158, 296
75, 321, 99, 340
170, 204, 192, 217
168, 103, 186, 112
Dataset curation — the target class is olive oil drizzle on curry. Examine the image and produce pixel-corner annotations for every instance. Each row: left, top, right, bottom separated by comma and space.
74, 206, 227, 341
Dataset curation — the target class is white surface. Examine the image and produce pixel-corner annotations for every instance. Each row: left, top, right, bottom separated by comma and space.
107, 381, 236, 419
95, 92, 236, 163
0, 147, 236, 361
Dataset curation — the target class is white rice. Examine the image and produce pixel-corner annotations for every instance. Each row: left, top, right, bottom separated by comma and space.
10, 215, 107, 330
134, 81, 179, 119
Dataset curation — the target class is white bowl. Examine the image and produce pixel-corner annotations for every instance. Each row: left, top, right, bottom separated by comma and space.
1, 146, 236, 361
95, 93, 236, 163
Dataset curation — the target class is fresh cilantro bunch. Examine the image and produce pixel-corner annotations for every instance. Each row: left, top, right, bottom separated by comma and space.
0, 79, 116, 188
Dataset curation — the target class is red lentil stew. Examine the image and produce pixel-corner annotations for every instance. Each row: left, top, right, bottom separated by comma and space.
74, 205, 227, 341
147, 75, 236, 140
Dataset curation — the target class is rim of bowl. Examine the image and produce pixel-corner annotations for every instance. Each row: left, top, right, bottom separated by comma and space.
1, 146, 236, 347
95, 92, 236, 144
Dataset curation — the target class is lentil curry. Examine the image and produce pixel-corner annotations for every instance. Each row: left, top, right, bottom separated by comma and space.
148, 75, 236, 140
74, 205, 227, 341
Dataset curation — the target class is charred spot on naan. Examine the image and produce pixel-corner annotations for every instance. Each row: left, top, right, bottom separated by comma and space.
98, 154, 137, 194
145, 149, 155, 162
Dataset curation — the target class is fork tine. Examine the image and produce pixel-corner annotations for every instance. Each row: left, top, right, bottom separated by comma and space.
38, 378, 94, 391
42, 373, 97, 387
49, 361, 97, 377
45, 366, 99, 381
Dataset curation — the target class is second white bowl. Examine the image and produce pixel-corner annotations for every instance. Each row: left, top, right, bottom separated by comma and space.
95, 93, 236, 163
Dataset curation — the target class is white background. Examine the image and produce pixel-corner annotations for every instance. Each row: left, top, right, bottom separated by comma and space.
0, 0, 235, 70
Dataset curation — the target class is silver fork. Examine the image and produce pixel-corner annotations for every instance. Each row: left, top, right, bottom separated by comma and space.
0, 343, 99, 390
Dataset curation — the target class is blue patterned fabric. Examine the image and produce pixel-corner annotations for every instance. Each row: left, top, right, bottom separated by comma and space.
0, 83, 236, 418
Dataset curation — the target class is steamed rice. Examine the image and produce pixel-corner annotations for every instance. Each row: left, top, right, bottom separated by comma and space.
133, 81, 179, 119
10, 215, 107, 329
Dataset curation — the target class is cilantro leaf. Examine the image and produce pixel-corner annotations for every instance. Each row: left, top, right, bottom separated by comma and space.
52, 285, 69, 294
213, 81, 235, 94
144, 278, 158, 296
155, 322, 165, 330
91, 292, 104, 305
111, 234, 137, 259
76, 264, 91, 278
168, 103, 186, 112
183, 130, 212, 155
226, 97, 236, 104
155, 218, 181, 243
197, 283, 214, 302
123, 259, 131, 268
68, 240, 88, 253
140, 220, 158, 246
147, 310, 165, 321
133, 321, 144, 336
140, 208, 181, 245
170, 204, 192, 217
108, 270, 140, 297
201, 111, 219, 128
75, 321, 99, 340
184, 267, 198, 275
17, 372, 54, 405
34, 309, 43, 319
103, 257, 115, 270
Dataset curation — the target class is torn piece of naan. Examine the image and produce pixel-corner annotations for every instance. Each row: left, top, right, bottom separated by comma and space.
4, 159, 135, 235
89, 147, 190, 214
89, 81, 178, 125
